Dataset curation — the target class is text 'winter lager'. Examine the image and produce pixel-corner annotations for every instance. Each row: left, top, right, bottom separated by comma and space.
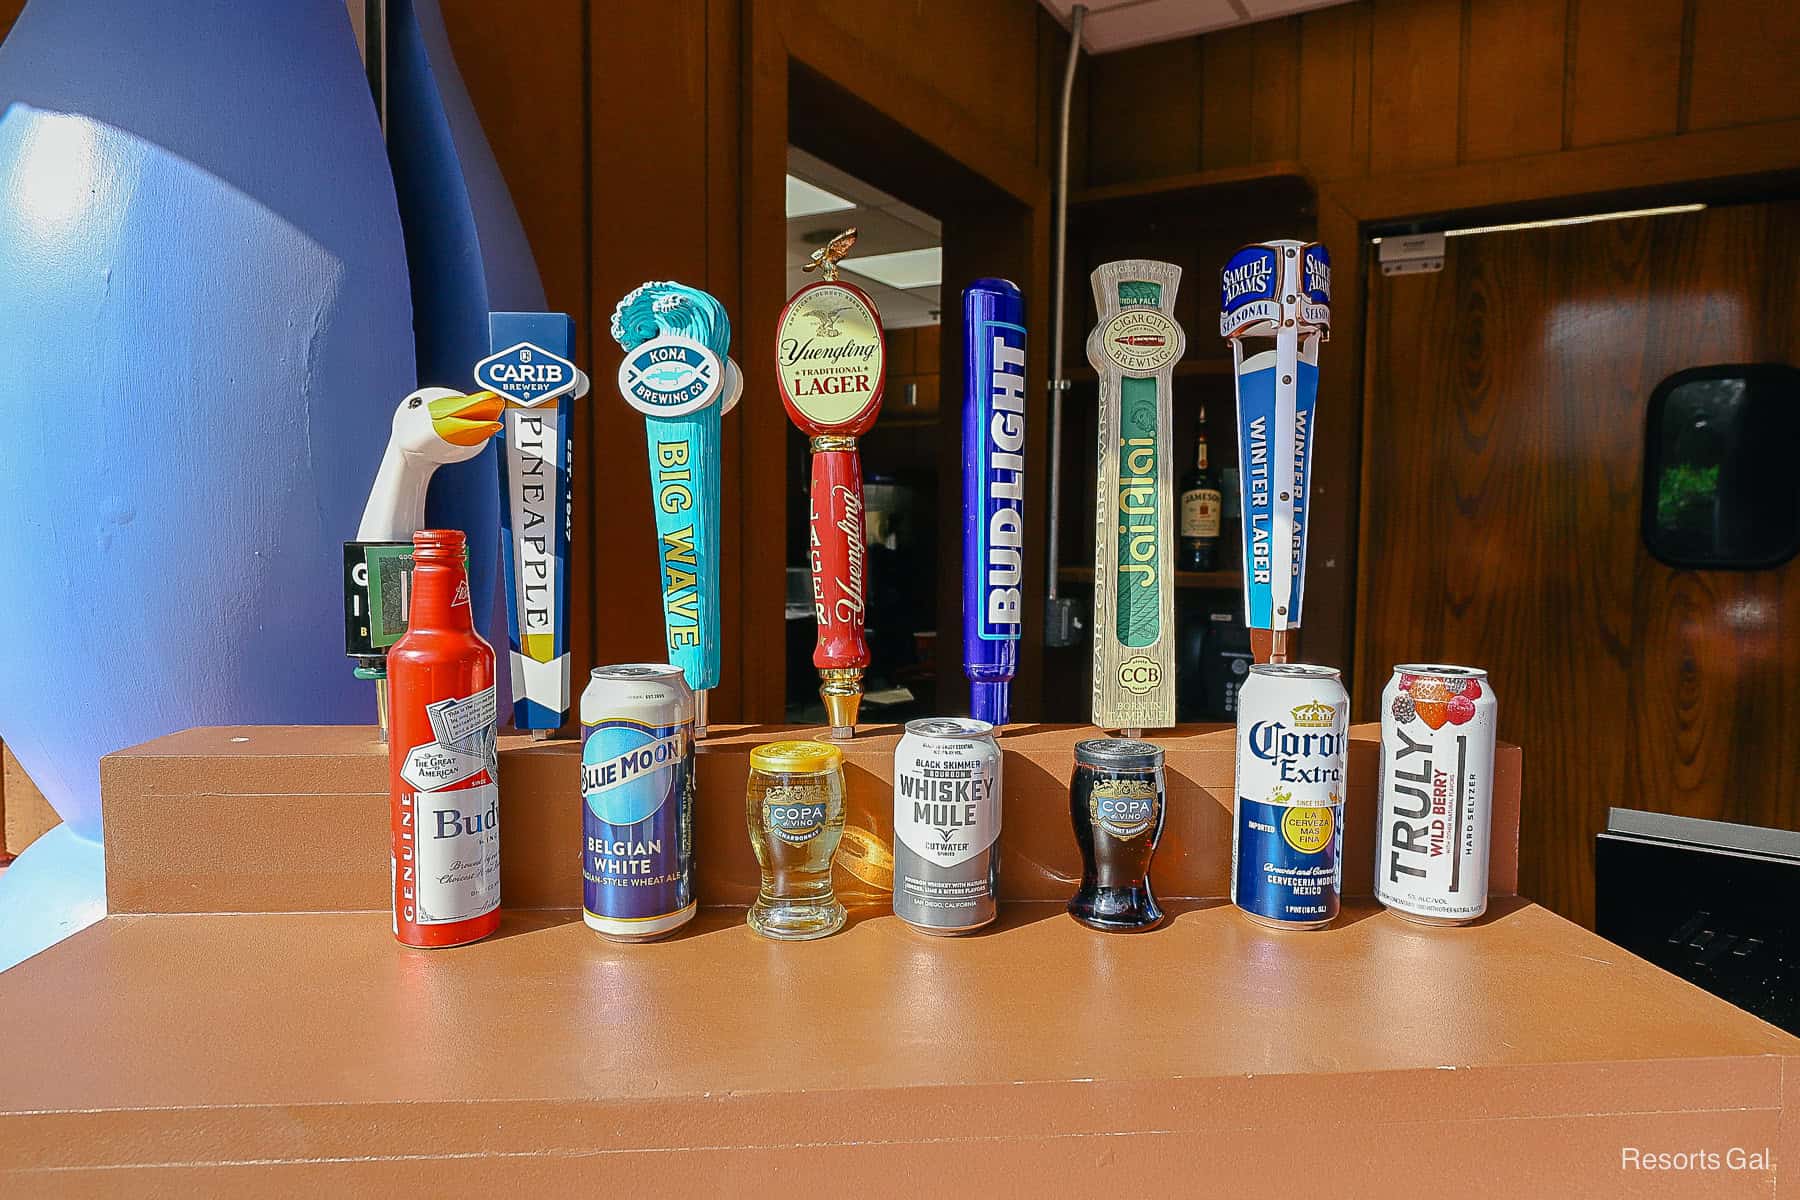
893, 718, 1002, 935
1068, 739, 1167, 932
746, 740, 848, 940
580, 664, 696, 942
1231, 663, 1348, 930
386, 529, 501, 948
1377, 664, 1497, 925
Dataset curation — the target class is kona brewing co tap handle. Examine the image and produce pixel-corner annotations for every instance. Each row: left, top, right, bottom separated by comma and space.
775, 229, 886, 739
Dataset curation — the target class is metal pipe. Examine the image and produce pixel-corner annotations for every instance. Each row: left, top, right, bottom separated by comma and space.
1045, 5, 1084, 642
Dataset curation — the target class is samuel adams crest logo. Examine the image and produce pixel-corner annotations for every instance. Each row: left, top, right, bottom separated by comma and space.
476, 341, 580, 408
616, 334, 724, 418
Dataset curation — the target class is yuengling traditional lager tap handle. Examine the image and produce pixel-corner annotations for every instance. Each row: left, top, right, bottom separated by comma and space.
343, 386, 505, 740
476, 314, 590, 738
611, 282, 739, 738
962, 279, 1027, 726
1085, 261, 1184, 736
775, 228, 886, 739
1219, 241, 1329, 664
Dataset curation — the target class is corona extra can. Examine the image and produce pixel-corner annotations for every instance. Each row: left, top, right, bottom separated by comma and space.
580, 664, 696, 941
1376, 664, 1497, 925
893, 718, 1002, 934
1231, 663, 1348, 929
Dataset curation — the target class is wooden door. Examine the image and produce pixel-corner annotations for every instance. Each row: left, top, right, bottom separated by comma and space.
1357, 201, 1800, 927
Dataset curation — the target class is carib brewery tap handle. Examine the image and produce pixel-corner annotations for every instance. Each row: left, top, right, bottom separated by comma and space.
775, 228, 886, 739
962, 279, 1027, 726
611, 281, 740, 738
475, 314, 590, 738
1220, 241, 1330, 664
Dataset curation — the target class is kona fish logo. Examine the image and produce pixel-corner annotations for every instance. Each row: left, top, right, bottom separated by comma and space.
616, 335, 723, 418
476, 341, 580, 408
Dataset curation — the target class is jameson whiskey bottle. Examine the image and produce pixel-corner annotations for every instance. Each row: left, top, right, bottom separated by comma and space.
1179, 407, 1223, 571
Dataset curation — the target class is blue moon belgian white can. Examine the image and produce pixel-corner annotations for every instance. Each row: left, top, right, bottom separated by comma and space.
961, 278, 1027, 726
580, 664, 696, 941
892, 717, 1002, 934
1231, 663, 1349, 929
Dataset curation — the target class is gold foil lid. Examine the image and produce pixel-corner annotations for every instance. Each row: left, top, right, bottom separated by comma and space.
750, 740, 842, 775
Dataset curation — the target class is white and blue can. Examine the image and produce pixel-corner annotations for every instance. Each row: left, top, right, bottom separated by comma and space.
1230, 662, 1349, 929
580, 664, 696, 941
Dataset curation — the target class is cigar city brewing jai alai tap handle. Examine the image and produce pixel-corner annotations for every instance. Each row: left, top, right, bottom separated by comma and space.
1086, 261, 1184, 736
1220, 241, 1329, 664
610, 283, 742, 738
776, 229, 886, 739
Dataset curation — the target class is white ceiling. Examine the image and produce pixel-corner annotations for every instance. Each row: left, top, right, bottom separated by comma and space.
786, 147, 943, 329
1038, 0, 1354, 55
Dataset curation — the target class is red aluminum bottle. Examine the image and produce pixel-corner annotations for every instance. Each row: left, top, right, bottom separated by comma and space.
387, 529, 502, 947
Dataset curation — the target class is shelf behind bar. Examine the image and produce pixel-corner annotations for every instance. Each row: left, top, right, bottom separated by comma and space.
1071, 160, 1313, 208
1061, 358, 1234, 384
1058, 565, 1240, 590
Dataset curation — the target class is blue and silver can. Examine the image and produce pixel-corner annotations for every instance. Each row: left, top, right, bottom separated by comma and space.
1230, 662, 1349, 929
961, 278, 1028, 725
580, 664, 696, 941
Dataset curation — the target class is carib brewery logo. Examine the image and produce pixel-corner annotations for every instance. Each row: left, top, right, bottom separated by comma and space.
763, 785, 828, 845
476, 341, 580, 408
617, 334, 723, 418
1090, 779, 1157, 840
1246, 698, 1345, 786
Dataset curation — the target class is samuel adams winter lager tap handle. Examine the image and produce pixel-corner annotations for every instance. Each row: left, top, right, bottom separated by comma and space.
475, 314, 591, 738
962, 279, 1027, 726
1086, 260, 1184, 735
776, 229, 886, 739
1220, 241, 1329, 664
611, 282, 741, 739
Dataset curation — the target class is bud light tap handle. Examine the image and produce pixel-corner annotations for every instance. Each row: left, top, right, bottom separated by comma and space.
1219, 241, 1329, 664
775, 229, 886, 739
610, 283, 738, 738
962, 279, 1027, 726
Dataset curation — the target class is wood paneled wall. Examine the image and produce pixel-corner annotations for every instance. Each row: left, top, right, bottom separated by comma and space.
448, 0, 1059, 722
1085, 0, 1800, 188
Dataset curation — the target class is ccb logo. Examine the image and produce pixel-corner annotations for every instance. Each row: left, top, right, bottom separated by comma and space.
1118, 655, 1161, 695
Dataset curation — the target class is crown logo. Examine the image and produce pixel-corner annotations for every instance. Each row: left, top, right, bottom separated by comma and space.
1290, 699, 1334, 729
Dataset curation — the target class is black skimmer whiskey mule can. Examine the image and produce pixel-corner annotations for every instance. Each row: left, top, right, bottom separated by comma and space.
893, 718, 1002, 934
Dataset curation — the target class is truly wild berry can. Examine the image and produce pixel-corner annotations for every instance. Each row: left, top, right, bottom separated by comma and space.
893, 718, 1002, 934
1377, 664, 1497, 925
1231, 663, 1350, 930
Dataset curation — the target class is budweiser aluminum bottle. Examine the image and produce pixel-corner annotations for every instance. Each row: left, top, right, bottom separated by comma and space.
387, 529, 502, 947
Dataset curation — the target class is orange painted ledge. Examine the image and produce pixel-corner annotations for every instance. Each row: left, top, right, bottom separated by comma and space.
1, 724, 1794, 1193
3, 901, 1798, 1193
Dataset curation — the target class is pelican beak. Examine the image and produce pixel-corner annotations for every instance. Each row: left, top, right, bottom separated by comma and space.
428, 390, 505, 446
